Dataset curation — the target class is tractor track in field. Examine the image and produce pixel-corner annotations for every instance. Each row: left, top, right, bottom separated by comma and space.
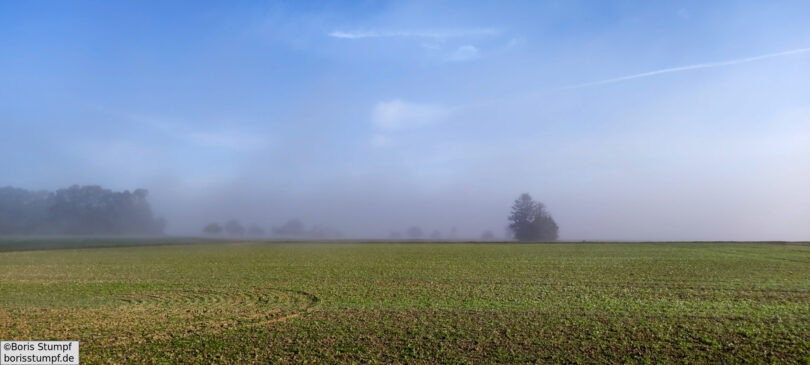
118, 287, 319, 330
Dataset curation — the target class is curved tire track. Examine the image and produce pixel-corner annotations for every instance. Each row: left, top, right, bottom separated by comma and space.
118, 287, 318, 330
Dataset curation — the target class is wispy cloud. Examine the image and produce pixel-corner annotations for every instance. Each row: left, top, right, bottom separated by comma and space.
565, 47, 810, 89
420, 42, 442, 50
184, 130, 270, 151
372, 100, 453, 131
137, 116, 271, 151
370, 134, 393, 148
448, 45, 480, 61
329, 28, 500, 40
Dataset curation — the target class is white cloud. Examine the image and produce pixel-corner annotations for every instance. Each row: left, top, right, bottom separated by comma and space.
448, 45, 480, 61
328, 28, 500, 40
372, 100, 452, 131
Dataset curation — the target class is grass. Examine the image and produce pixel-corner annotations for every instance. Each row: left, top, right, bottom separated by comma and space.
0, 236, 222, 252
1, 241, 809, 363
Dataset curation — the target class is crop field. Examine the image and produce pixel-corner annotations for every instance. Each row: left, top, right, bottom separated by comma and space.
1, 241, 809, 363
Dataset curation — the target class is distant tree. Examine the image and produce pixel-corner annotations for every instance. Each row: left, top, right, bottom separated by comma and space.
247, 224, 265, 237
406, 226, 424, 240
429, 230, 442, 240
272, 218, 306, 237
224, 219, 245, 237
507, 193, 559, 241
0, 185, 165, 235
310, 225, 342, 239
481, 231, 495, 241
203, 223, 223, 235
0, 187, 49, 234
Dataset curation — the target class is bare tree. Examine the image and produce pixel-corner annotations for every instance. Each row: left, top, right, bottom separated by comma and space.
247, 224, 265, 237
203, 223, 223, 235
272, 218, 306, 237
224, 219, 245, 237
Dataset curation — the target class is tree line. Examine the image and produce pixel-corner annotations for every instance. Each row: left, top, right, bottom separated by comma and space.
0, 185, 165, 235
203, 218, 342, 239
0, 185, 557, 241
385, 193, 559, 242
202, 193, 560, 242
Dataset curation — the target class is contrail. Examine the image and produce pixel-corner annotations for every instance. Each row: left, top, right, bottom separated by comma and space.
563, 47, 810, 90
459, 46, 810, 111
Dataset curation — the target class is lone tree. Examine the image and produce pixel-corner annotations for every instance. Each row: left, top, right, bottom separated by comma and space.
203, 223, 223, 235
507, 193, 559, 241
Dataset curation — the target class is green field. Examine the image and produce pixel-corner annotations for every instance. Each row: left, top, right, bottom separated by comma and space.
1, 241, 809, 363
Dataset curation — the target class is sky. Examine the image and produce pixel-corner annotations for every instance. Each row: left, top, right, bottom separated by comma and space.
1, 0, 809, 240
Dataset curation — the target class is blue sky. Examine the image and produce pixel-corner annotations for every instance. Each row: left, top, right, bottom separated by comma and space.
2, 1, 809, 239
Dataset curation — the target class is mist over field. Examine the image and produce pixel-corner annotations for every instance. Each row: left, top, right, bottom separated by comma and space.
2, 1, 809, 240
4, 3, 810, 364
